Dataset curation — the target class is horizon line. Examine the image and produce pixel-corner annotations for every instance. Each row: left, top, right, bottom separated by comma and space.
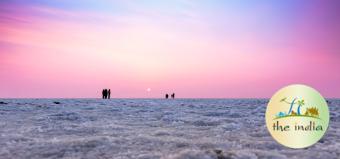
1, 97, 339, 100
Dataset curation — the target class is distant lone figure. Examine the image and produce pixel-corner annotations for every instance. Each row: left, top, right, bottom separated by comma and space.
165, 94, 169, 99
108, 89, 111, 99
171, 93, 175, 99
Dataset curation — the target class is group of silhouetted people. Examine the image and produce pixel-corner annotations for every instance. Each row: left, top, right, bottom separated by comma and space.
165, 93, 175, 99
102, 89, 111, 99
100, 89, 176, 99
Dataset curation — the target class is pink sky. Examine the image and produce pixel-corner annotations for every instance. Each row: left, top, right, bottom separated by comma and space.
0, 1, 339, 98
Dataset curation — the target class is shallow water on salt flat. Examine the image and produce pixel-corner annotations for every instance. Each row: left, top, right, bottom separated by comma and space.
0, 99, 339, 159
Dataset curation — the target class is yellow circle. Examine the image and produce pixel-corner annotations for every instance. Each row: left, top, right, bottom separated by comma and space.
266, 84, 329, 148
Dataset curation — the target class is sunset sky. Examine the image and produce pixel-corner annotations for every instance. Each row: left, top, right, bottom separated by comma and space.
1, 0, 339, 98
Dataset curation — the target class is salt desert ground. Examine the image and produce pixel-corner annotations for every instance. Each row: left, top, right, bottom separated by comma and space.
0, 99, 339, 159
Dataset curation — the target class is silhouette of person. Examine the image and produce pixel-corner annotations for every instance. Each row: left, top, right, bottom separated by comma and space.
165, 94, 169, 99
104, 89, 108, 99
171, 93, 175, 99
108, 89, 111, 99
102, 89, 105, 99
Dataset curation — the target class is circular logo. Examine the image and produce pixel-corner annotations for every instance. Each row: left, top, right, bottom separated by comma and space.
266, 84, 329, 148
